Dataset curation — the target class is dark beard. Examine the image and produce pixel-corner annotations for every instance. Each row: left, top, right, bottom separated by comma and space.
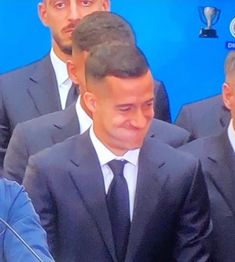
61, 45, 72, 55
53, 34, 72, 56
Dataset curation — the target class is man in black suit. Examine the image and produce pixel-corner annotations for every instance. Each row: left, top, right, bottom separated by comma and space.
180, 51, 235, 262
4, 12, 188, 184
175, 94, 230, 139
24, 44, 211, 261
0, 1, 171, 167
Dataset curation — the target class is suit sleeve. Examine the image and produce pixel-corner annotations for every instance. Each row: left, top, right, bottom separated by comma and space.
154, 80, 171, 123
0, 83, 11, 167
23, 155, 58, 259
4, 124, 29, 184
3, 180, 54, 262
173, 160, 212, 261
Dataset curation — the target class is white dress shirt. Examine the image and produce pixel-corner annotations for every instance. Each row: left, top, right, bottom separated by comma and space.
89, 126, 140, 220
227, 119, 235, 152
50, 49, 71, 109
75, 96, 92, 134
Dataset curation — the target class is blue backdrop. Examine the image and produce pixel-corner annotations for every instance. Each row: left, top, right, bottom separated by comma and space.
1, 0, 235, 120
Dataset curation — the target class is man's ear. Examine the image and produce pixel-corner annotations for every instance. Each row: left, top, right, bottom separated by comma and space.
222, 82, 233, 110
67, 60, 80, 85
102, 0, 110, 11
83, 91, 97, 114
38, 2, 48, 27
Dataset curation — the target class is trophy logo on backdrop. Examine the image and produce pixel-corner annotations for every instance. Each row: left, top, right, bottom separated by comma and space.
198, 6, 221, 38
230, 17, 235, 38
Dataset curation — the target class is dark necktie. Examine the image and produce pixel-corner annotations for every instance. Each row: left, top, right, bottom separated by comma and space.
107, 160, 130, 262
65, 84, 78, 107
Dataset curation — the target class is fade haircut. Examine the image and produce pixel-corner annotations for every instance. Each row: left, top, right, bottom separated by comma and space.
85, 44, 149, 83
224, 51, 235, 81
72, 11, 135, 52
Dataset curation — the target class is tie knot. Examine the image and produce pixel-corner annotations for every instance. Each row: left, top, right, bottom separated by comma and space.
108, 160, 127, 177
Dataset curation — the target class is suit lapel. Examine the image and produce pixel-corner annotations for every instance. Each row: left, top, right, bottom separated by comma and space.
27, 55, 61, 115
68, 132, 117, 262
51, 103, 80, 144
126, 138, 168, 261
206, 131, 235, 217
219, 104, 230, 129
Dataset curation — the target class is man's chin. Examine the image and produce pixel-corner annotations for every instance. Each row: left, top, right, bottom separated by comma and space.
124, 140, 144, 151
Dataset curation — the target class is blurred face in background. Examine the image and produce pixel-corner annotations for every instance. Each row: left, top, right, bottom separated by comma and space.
223, 79, 235, 129
38, 0, 109, 61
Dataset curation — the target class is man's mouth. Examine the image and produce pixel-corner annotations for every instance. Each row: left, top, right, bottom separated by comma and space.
64, 27, 75, 34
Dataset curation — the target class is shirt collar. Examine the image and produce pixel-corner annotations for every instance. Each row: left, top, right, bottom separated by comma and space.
89, 126, 140, 167
75, 96, 92, 134
50, 48, 69, 86
227, 119, 235, 152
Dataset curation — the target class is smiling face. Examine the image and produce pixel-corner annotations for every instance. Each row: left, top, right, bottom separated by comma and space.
84, 70, 154, 156
38, 0, 109, 61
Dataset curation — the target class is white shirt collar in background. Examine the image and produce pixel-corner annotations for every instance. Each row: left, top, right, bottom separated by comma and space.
75, 96, 92, 134
50, 49, 71, 109
227, 119, 235, 152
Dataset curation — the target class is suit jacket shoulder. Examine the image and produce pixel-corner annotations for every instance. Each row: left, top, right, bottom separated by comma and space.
153, 80, 171, 122
149, 119, 191, 147
179, 130, 228, 161
4, 104, 79, 184
0, 54, 61, 121
14, 103, 78, 139
1, 55, 50, 81
175, 95, 230, 139
0, 54, 61, 167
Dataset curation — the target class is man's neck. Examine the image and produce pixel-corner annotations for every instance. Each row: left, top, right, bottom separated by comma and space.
52, 45, 71, 63
80, 96, 93, 118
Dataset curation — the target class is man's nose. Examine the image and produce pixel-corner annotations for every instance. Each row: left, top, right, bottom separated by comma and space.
130, 109, 148, 129
67, 3, 83, 21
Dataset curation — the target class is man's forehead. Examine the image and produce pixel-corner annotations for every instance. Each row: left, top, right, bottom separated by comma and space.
105, 70, 153, 83
42, 0, 108, 4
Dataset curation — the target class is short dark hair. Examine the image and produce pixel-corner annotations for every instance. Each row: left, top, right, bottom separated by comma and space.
72, 11, 135, 52
85, 44, 149, 82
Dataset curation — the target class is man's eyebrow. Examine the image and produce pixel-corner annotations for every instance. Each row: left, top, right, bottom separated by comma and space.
115, 98, 154, 108
115, 103, 133, 108
145, 98, 154, 103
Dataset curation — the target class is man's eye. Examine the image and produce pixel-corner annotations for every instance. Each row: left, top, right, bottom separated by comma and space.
147, 101, 154, 106
144, 100, 154, 107
119, 107, 131, 112
54, 1, 65, 9
81, 0, 93, 7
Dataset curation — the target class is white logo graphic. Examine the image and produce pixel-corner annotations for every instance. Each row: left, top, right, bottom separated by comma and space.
230, 17, 235, 38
